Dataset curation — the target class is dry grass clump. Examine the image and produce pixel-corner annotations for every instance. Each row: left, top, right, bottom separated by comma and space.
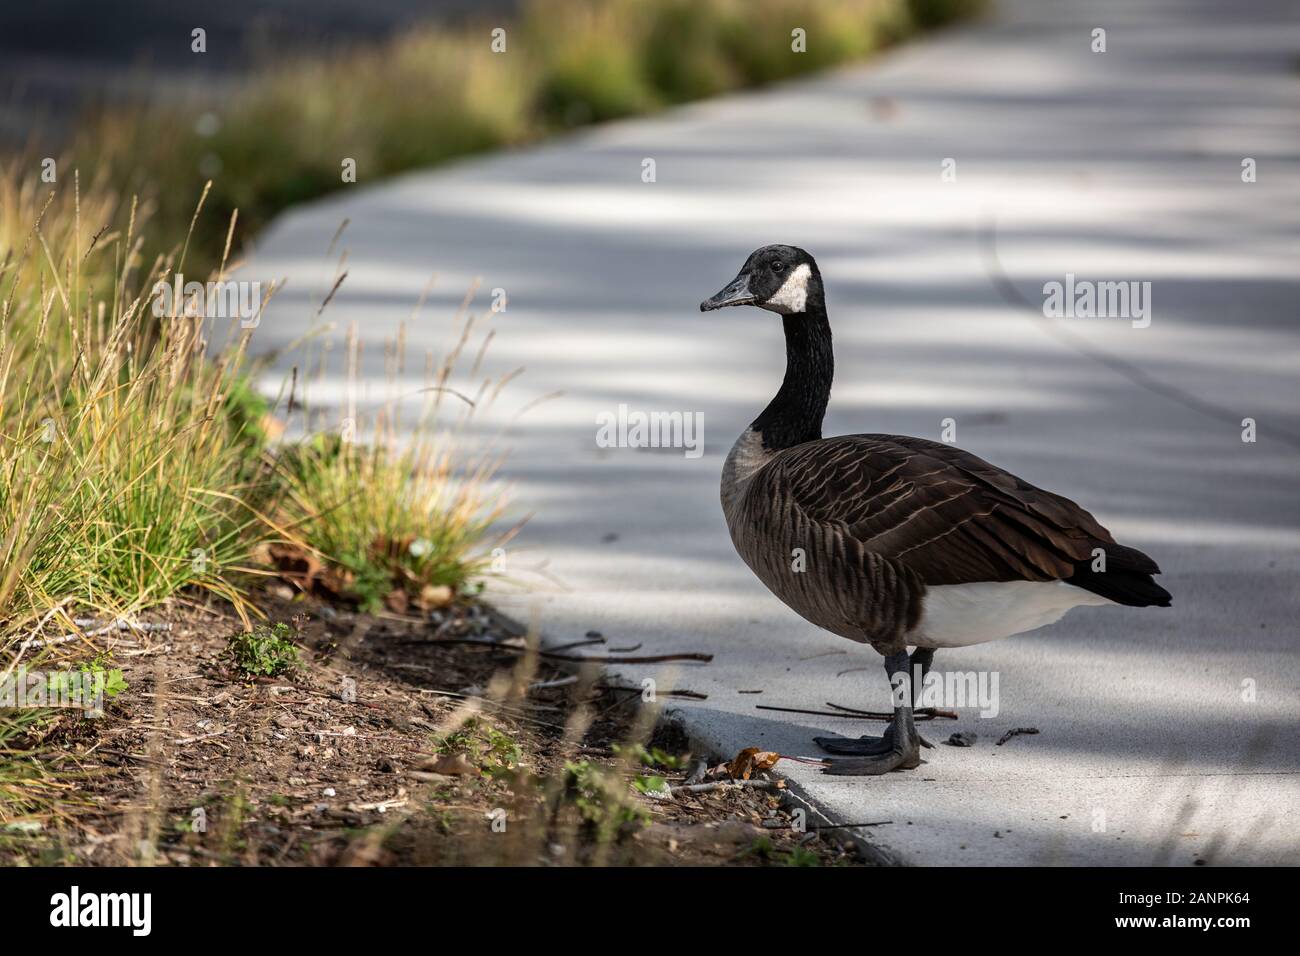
0, 166, 515, 828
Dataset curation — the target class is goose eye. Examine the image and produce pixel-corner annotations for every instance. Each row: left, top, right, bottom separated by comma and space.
771, 261, 785, 273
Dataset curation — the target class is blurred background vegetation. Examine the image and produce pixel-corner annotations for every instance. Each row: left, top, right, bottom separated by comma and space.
3, 0, 982, 272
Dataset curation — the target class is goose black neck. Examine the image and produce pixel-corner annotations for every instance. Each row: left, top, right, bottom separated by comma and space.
752, 301, 833, 451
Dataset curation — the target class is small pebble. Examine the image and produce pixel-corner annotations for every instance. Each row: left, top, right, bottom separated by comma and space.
947, 732, 978, 747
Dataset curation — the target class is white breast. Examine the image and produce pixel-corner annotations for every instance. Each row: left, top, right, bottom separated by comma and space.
914, 580, 1113, 649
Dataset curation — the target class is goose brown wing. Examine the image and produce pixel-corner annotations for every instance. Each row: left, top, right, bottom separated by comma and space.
749, 434, 1146, 586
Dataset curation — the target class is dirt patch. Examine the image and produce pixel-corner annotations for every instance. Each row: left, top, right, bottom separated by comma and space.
4, 593, 865, 866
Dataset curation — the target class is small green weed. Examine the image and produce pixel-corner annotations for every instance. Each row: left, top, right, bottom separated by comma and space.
226, 622, 301, 678
434, 717, 522, 777
743, 836, 822, 866
562, 759, 650, 843
613, 742, 687, 771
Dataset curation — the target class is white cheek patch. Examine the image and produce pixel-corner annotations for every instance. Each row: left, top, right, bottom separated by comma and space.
763, 263, 811, 314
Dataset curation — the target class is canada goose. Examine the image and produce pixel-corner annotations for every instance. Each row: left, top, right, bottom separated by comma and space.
701, 245, 1171, 776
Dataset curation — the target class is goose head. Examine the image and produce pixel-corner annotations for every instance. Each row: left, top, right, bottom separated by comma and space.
699, 244, 822, 315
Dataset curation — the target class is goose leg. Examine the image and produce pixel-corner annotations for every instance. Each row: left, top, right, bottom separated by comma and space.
820, 651, 923, 775
909, 646, 934, 700
814, 647, 935, 756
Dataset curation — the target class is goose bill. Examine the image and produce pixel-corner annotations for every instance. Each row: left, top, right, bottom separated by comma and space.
700, 274, 756, 311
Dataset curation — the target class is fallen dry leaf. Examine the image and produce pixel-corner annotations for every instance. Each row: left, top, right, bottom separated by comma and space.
725, 747, 782, 780
267, 541, 323, 589
418, 753, 478, 776
317, 564, 355, 599
418, 584, 454, 609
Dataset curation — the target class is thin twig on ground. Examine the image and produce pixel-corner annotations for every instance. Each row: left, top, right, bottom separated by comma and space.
756, 704, 957, 721
398, 637, 712, 665
670, 779, 785, 796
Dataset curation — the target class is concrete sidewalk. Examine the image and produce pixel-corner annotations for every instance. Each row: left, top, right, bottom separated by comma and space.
243, 0, 1300, 864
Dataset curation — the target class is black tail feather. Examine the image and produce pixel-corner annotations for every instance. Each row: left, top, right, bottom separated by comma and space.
1068, 542, 1171, 607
